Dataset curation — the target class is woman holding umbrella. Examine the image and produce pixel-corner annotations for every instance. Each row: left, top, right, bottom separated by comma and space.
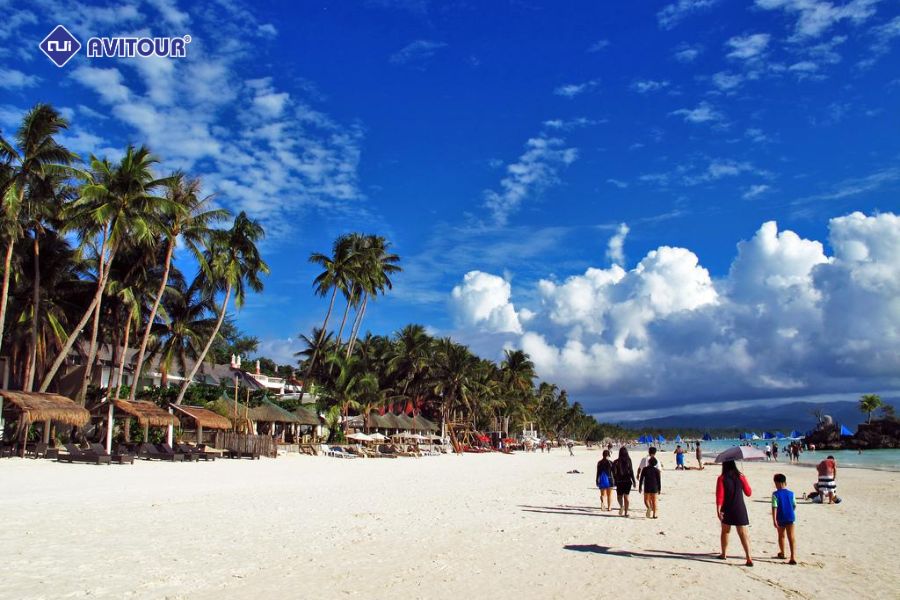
716, 459, 754, 566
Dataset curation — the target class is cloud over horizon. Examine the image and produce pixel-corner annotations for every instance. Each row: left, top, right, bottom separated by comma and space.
449, 211, 900, 413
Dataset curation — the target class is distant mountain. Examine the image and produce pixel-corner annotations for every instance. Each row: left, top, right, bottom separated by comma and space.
616, 400, 894, 433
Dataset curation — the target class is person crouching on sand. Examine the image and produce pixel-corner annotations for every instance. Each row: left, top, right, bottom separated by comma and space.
639, 456, 661, 518
613, 447, 637, 517
716, 459, 753, 566
596, 449, 615, 511
771, 473, 797, 565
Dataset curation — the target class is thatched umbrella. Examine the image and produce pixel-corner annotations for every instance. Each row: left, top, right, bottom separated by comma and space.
170, 404, 232, 444
96, 399, 179, 453
293, 405, 320, 426
1, 391, 90, 456
250, 400, 302, 440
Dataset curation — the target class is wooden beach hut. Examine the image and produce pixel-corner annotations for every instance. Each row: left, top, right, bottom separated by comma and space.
95, 399, 180, 454
411, 414, 438, 432
0, 391, 90, 457
170, 404, 232, 445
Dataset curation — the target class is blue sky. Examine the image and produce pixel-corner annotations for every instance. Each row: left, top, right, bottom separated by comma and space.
2, 0, 899, 417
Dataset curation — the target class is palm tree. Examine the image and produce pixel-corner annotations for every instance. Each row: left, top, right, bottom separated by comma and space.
345, 234, 401, 358
148, 278, 217, 389
322, 351, 378, 434
429, 338, 479, 450
296, 326, 335, 386
129, 173, 225, 402
859, 394, 883, 424
0, 104, 78, 366
387, 324, 433, 401
302, 235, 355, 395
39, 145, 171, 394
174, 211, 268, 404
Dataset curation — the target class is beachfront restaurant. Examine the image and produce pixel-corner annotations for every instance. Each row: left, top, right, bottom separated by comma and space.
0, 390, 90, 457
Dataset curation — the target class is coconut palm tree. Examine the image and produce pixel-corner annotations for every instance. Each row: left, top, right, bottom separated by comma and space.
859, 394, 883, 424
0, 104, 78, 364
302, 234, 356, 395
387, 324, 433, 401
429, 338, 479, 449
174, 211, 268, 404
345, 234, 401, 358
39, 145, 171, 394
322, 351, 378, 434
129, 173, 225, 402
148, 278, 217, 389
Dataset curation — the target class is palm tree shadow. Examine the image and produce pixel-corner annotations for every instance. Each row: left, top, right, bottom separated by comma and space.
563, 545, 729, 565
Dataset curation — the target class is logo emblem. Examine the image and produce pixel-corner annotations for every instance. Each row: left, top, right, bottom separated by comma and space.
40, 25, 81, 67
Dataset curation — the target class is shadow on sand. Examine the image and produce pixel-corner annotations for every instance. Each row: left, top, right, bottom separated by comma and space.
563, 545, 735, 565
519, 504, 623, 518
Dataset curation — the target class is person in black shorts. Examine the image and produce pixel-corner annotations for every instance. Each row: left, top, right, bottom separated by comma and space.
639, 456, 661, 518
613, 446, 637, 517
716, 460, 754, 566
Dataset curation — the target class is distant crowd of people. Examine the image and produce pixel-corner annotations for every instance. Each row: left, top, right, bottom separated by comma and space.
595, 443, 842, 567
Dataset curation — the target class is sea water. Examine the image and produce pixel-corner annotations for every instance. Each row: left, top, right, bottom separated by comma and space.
650, 439, 900, 472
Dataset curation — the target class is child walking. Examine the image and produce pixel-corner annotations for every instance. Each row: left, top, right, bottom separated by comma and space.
771, 473, 797, 565
596, 449, 615, 511
639, 457, 661, 518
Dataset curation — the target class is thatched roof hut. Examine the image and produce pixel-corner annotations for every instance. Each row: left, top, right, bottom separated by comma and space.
395, 413, 415, 430
293, 405, 320, 426
170, 405, 232, 430
251, 401, 301, 424
106, 399, 179, 428
206, 397, 251, 420
379, 412, 403, 430
411, 414, 438, 432
0, 390, 90, 426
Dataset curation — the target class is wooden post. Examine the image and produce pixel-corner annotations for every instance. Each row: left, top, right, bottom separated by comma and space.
197, 423, 204, 445
106, 402, 114, 454
143, 423, 149, 444
42, 419, 51, 444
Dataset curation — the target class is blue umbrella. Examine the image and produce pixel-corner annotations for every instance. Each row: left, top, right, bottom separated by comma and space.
674, 434, 683, 443
840, 424, 853, 436
763, 432, 775, 440
702, 432, 712, 441
775, 431, 786, 439
790, 430, 803, 438
656, 434, 666, 443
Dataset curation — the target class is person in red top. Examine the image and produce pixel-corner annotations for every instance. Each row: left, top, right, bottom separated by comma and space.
716, 459, 754, 566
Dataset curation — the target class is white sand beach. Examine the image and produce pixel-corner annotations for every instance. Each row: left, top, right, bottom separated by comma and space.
1, 450, 897, 599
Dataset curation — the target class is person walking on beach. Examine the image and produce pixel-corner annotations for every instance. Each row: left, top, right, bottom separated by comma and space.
716, 459, 753, 566
637, 446, 659, 481
674, 445, 686, 470
772, 442, 779, 462
639, 456, 661, 518
696, 441, 704, 470
613, 447, 637, 517
567, 439, 574, 456
771, 473, 797, 565
596, 449, 615, 511
765, 444, 772, 461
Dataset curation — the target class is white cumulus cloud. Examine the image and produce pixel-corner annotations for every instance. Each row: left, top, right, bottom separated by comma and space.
451, 271, 523, 334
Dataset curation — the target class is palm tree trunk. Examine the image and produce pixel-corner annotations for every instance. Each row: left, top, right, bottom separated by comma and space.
175, 283, 231, 405
345, 291, 368, 358
0, 240, 15, 357
108, 312, 121, 391
301, 285, 338, 399
114, 316, 132, 400
77, 226, 109, 402
129, 238, 174, 401
330, 293, 354, 376
38, 246, 116, 395
24, 235, 40, 391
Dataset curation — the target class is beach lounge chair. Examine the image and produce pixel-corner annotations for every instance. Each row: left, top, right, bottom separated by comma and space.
377, 444, 399, 458
89, 443, 134, 464
175, 442, 217, 461
158, 443, 193, 461
139, 443, 184, 462
58, 443, 111, 465
323, 444, 356, 458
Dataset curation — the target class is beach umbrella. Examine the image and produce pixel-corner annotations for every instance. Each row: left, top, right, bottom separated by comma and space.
656, 434, 666, 443
702, 432, 712, 441
715, 446, 767, 463
839, 424, 854, 436
347, 432, 373, 442
674, 435, 683, 443
751, 433, 760, 440
369, 432, 386, 441
763, 432, 775, 440
790, 430, 803, 439
775, 431, 786, 439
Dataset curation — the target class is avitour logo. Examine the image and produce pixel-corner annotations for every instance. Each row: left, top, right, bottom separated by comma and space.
38, 25, 192, 67
39, 25, 81, 67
